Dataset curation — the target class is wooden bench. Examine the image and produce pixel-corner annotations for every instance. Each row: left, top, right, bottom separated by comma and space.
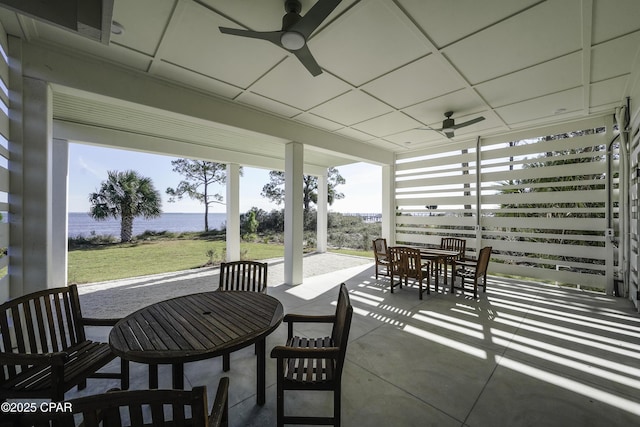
0, 285, 128, 402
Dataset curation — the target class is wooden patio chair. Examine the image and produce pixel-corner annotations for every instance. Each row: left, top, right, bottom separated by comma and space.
372, 238, 391, 280
270, 283, 353, 427
217, 260, 268, 371
452, 246, 492, 298
388, 246, 431, 299
0, 285, 128, 403
438, 237, 466, 282
20, 378, 230, 427
218, 260, 268, 293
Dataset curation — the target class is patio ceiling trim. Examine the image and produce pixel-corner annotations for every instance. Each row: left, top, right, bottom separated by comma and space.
20, 40, 394, 167
53, 120, 329, 176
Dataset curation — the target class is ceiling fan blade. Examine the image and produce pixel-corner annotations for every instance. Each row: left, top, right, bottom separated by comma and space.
452, 116, 485, 129
291, 0, 342, 38
219, 27, 283, 46
444, 131, 455, 138
292, 44, 322, 76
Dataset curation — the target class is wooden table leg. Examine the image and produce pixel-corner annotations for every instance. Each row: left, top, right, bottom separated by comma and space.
149, 364, 158, 389
443, 257, 448, 290
172, 363, 184, 389
256, 337, 266, 405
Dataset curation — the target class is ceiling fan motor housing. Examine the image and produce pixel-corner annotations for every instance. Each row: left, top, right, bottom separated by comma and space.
442, 117, 455, 131
285, 0, 302, 15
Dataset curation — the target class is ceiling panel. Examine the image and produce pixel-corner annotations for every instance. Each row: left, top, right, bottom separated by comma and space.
402, 88, 487, 126
352, 111, 422, 137
443, 0, 582, 84
590, 75, 628, 109
362, 54, 466, 109
152, 61, 242, 99
112, 0, 174, 56
397, 0, 542, 48
295, 113, 344, 131
592, 0, 640, 44
591, 31, 640, 82
495, 87, 583, 125
198, 0, 357, 35
334, 126, 376, 141
384, 128, 442, 146
160, 1, 285, 88
235, 91, 301, 118
310, 90, 393, 126
311, 0, 431, 86
475, 52, 582, 107
366, 138, 406, 151
248, 56, 352, 111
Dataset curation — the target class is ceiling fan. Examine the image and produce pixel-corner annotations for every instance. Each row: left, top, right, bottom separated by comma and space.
219, 0, 341, 77
435, 111, 485, 138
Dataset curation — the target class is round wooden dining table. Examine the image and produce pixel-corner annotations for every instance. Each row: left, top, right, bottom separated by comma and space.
109, 291, 284, 405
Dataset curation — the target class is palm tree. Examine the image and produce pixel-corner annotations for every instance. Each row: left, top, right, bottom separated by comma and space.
89, 170, 162, 242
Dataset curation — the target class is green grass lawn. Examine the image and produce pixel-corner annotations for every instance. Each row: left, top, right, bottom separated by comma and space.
68, 239, 374, 284
68, 240, 285, 284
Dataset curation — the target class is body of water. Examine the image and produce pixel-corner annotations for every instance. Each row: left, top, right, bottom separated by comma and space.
68, 212, 227, 238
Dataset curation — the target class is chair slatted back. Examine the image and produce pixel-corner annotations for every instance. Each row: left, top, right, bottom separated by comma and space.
372, 238, 388, 259
219, 261, 268, 293
440, 238, 466, 261
389, 246, 423, 278
475, 246, 492, 277
21, 386, 211, 427
0, 285, 85, 381
330, 284, 353, 381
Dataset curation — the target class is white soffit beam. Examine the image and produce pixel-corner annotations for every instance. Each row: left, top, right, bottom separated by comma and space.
22, 42, 393, 166
53, 120, 331, 176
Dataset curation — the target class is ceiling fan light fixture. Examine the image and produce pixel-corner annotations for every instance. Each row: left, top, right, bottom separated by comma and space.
281, 31, 305, 50
111, 21, 125, 35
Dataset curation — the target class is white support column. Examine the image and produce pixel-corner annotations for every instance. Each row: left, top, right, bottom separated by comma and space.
285, 142, 304, 285
316, 169, 328, 253
11, 77, 53, 295
226, 163, 240, 261
52, 138, 68, 286
381, 164, 395, 245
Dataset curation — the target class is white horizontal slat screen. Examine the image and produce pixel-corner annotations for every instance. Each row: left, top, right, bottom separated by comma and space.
629, 112, 640, 310
0, 24, 8, 302
395, 118, 612, 291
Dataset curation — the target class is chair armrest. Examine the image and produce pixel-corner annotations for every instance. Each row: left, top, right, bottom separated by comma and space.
283, 314, 336, 324
270, 346, 340, 359
455, 259, 477, 268
0, 350, 68, 366
209, 377, 229, 427
82, 317, 122, 327
283, 314, 336, 339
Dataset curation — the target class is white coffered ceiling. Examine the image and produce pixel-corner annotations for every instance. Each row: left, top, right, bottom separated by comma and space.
1, 0, 639, 167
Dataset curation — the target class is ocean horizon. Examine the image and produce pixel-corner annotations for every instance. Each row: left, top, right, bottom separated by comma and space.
68, 212, 227, 238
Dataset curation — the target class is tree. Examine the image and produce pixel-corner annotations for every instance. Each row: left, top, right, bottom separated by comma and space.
89, 170, 162, 242
166, 159, 242, 232
261, 167, 345, 213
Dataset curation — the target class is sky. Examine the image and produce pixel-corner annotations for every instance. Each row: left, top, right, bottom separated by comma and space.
68, 143, 382, 215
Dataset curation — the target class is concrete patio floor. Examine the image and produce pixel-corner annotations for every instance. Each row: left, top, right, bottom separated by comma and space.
72, 253, 640, 426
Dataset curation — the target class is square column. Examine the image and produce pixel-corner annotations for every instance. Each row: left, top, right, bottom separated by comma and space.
226, 163, 240, 261
381, 164, 395, 245
316, 169, 328, 253
52, 138, 69, 286
284, 142, 303, 285
9, 76, 54, 295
